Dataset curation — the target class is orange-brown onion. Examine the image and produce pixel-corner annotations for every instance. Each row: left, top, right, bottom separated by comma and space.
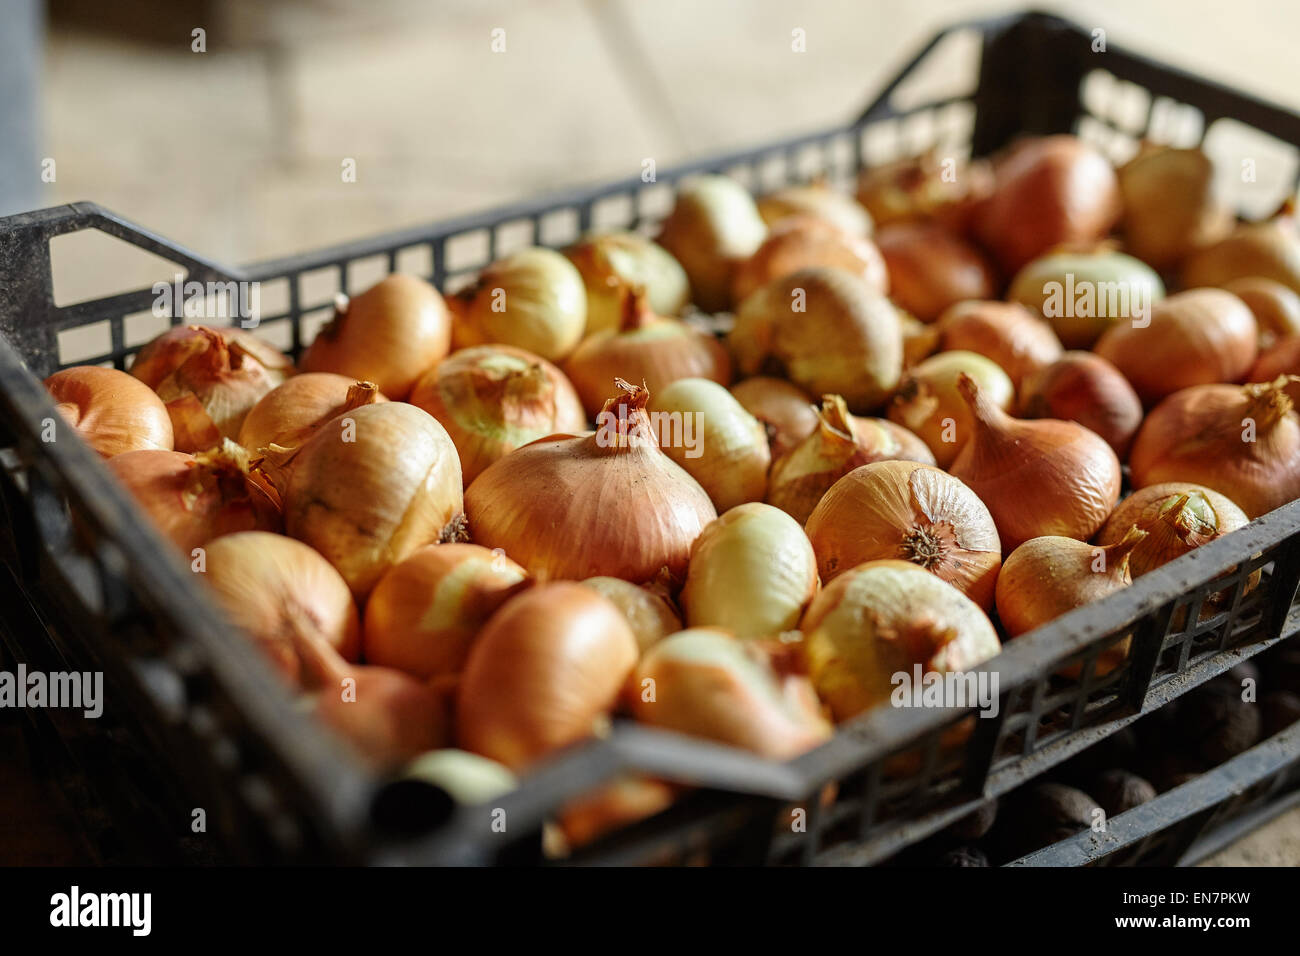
581, 576, 681, 656
950, 374, 1121, 553
106, 441, 280, 554
630, 628, 831, 759
554, 776, 680, 854
936, 301, 1064, 390
1019, 352, 1143, 459
804, 460, 1002, 610
45, 365, 174, 457
264, 402, 464, 597
800, 559, 1001, 722
465, 380, 716, 583
1095, 483, 1251, 578
1128, 378, 1300, 519
565, 231, 690, 337
731, 216, 887, 305
1223, 277, 1300, 349
974, 135, 1123, 273
874, 221, 999, 322
299, 274, 451, 400
1182, 212, 1300, 296
1117, 144, 1232, 271
656, 174, 768, 312
363, 543, 530, 683
1249, 336, 1300, 404
200, 531, 360, 687
901, 312, 942, 368
409, 344, 587, 484
855, 152, 994, 232
457, 582, 639, 770
238, 375, 386, 456
729, 376, 819, 460
755, 182, 874, 237
563, 287, 730, 419
887, 350, 1015, 469
729, 267, 903, 412
1094, 289, 1258, 406
767, 394, 933, 525
129, 323, 293, 390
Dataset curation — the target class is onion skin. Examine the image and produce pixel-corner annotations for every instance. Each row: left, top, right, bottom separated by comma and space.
1224, 277, 1300, 349
1019, 352, 1143, 459
565, 231, 690, 336
130, 323, 292, 390
1095, 289, 1258, 406
1095, 483, 1250, 579
45, 365, 173, 457
732, 216, 887, 305
756, 183, 873, 237
1128, 379, 1300, 519
363, 543, 530, 683
457, 583, 638, 770
581, 576, 681, 656
729, 376, 819, 461
805, 461, 1002, 611
408, 344, 587, 484
888, 350, 1014, 469
656, 174, 768, 312
1182, 215, 1300, 296
951, 374, 1121, 553
1117, 145, 1232, 270
875, 221, 998, 322
936, 301, 1063, 390
1250, 336, 1300, 404
239, 374, 386, 456
300, 274, 451, 400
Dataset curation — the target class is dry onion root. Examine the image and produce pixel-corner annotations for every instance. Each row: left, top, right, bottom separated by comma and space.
238, 374, 386, 456
45, 365, 174, 457
565, 231, 690, 337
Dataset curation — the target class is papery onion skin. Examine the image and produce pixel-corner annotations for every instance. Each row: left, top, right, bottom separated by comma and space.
566, 231, 690, 336
238, 374, 386, 456
1019, 352, 1143, 459
409, 344, 587, 484
363, 543, 530, 682
888, 350, 1014, 469
1095, 289, 1258, 406
732, 216, 887, 305
1095, 483, 1250, 578
1182, 215, 1300, 296
581, 576, 681, 656
875, 221, 998, 322
805, 460, 1002, 611
457, 583, 638, 770
657, 174, 768, 312
130, 323, 292, 390
936, 301, 1063, 390
729, 376, 819, 461
1117, 145, 1232, 270
1224, 277, 1300, 349
45, 365, 174, 457
756, 183, 873, 237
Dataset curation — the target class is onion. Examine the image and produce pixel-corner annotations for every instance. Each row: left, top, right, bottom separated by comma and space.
555, 776, 679, 852
1095, 289, 1257, 406
875, 221, 998, 322
563, 287, 731, 419
408, 344, 587, 484
566, 231, 690, 336
300, 274, 451, 400
1117, 144, 1232, 270
263, 402, 464, 596
901, 312, 941, 368
756, 182, 873, 237
45, 365, 173, 457
457, 582, 638, 770
800, 559, 1000, 722
399, 749, 517, 805
804, 460, 1002, 610
767, 394, 933, 524
729, 267, 903, 412
129, 323, 292, 390
106, 441, 280, 554
363, 543, 530, 683
936, 301, 1063, 390
465, 380, 716, 583
1096, 483, 1251, 578
200, 531, 360, 686
1019, 352, 1143, 459
1128, 378, 1300, 518
855, 152, 994, 232
648, 377, 769, 511
581, 576, 681, 655
238, 374, 386, 456
729, 376, 819, 460
974, 135, 1123, 273
1224, 277, 1300, 348
950, 374, 1121, 552
449, 247, 586, 361
680, 503, 818, 638
630, 628, 831, 759
656, 174, 768, 312
1182, 212, 1300, 296
1251, 336, 1300, 404
888, 350, 1015, 468
731, 216, 887, 305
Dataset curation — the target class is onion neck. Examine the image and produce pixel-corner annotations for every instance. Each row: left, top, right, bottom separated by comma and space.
590, 378, 658, 451
1241, 377, 1296, 432
957, 372, 1012, 439
617, 285, 657, 333
1101, 525, 1147, 581
344, 381, 382, 410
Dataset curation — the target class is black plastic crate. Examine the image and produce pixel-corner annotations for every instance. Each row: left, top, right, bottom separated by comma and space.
4, 11, 1300, 866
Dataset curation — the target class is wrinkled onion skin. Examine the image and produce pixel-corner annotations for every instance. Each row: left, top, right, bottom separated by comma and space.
45, 365, 174, 457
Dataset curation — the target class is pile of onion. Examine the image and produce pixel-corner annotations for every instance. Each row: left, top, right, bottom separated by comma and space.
45, 365, 173, 457
1096, 483, 1251, 579
238, 374, 385, 456
731, 216, 887, 305
935, 301, 1063, 391
755, 182, 873, 237
656, 174, 768, 312
1019, 352, 1143, 458
887, 350, 1014, 469
565, 231, 690, 336
729, 376, 819, 460
874, 221, 998, 322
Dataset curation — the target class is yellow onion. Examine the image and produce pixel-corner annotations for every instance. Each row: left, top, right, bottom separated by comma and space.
45, 365, 173, 456
648, 377, 769, 511
804, 460, 1001, 610
1182, 211, 1300, 296
680, 503, 818, 638
565, 231, 690, 337
449, 247, 586, 361
129, 323, 293, 390
888, 350, 1015, 469
1129, 378, 1300, 518
630, 628, 831, 759
399, 749, 517, 805
656, 174, 768, 312
729, 267, 903, 412
1095, 289, 1257, 406
1096, 483, 1251, 578
1019, 352, 1143, 459
409, 344, 586, 484
936, 301, 1063, 390
855, 152, 994, 232
767, 394, 933, 524
465, 380, 716, 583
363, 543, 530, 683
1117, 144, 1232, 270
731, 216, 887, 305
263, 402, 464, 596
563, 287, 730, 418
900, 312, 941, 368
1223, 277, 1300, 349
238, 374, 386, 456
300, 274, 451, 400
951, 374, 1121, 552
729, 376, 818, 460
1251, 336, 1300, 404
200, 531, 360, 686
581, 576, 681, 655
457, 582, 638, 770
800, 560, 1000, 722
875, 221, 998, 322
756, 182, 873, 237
